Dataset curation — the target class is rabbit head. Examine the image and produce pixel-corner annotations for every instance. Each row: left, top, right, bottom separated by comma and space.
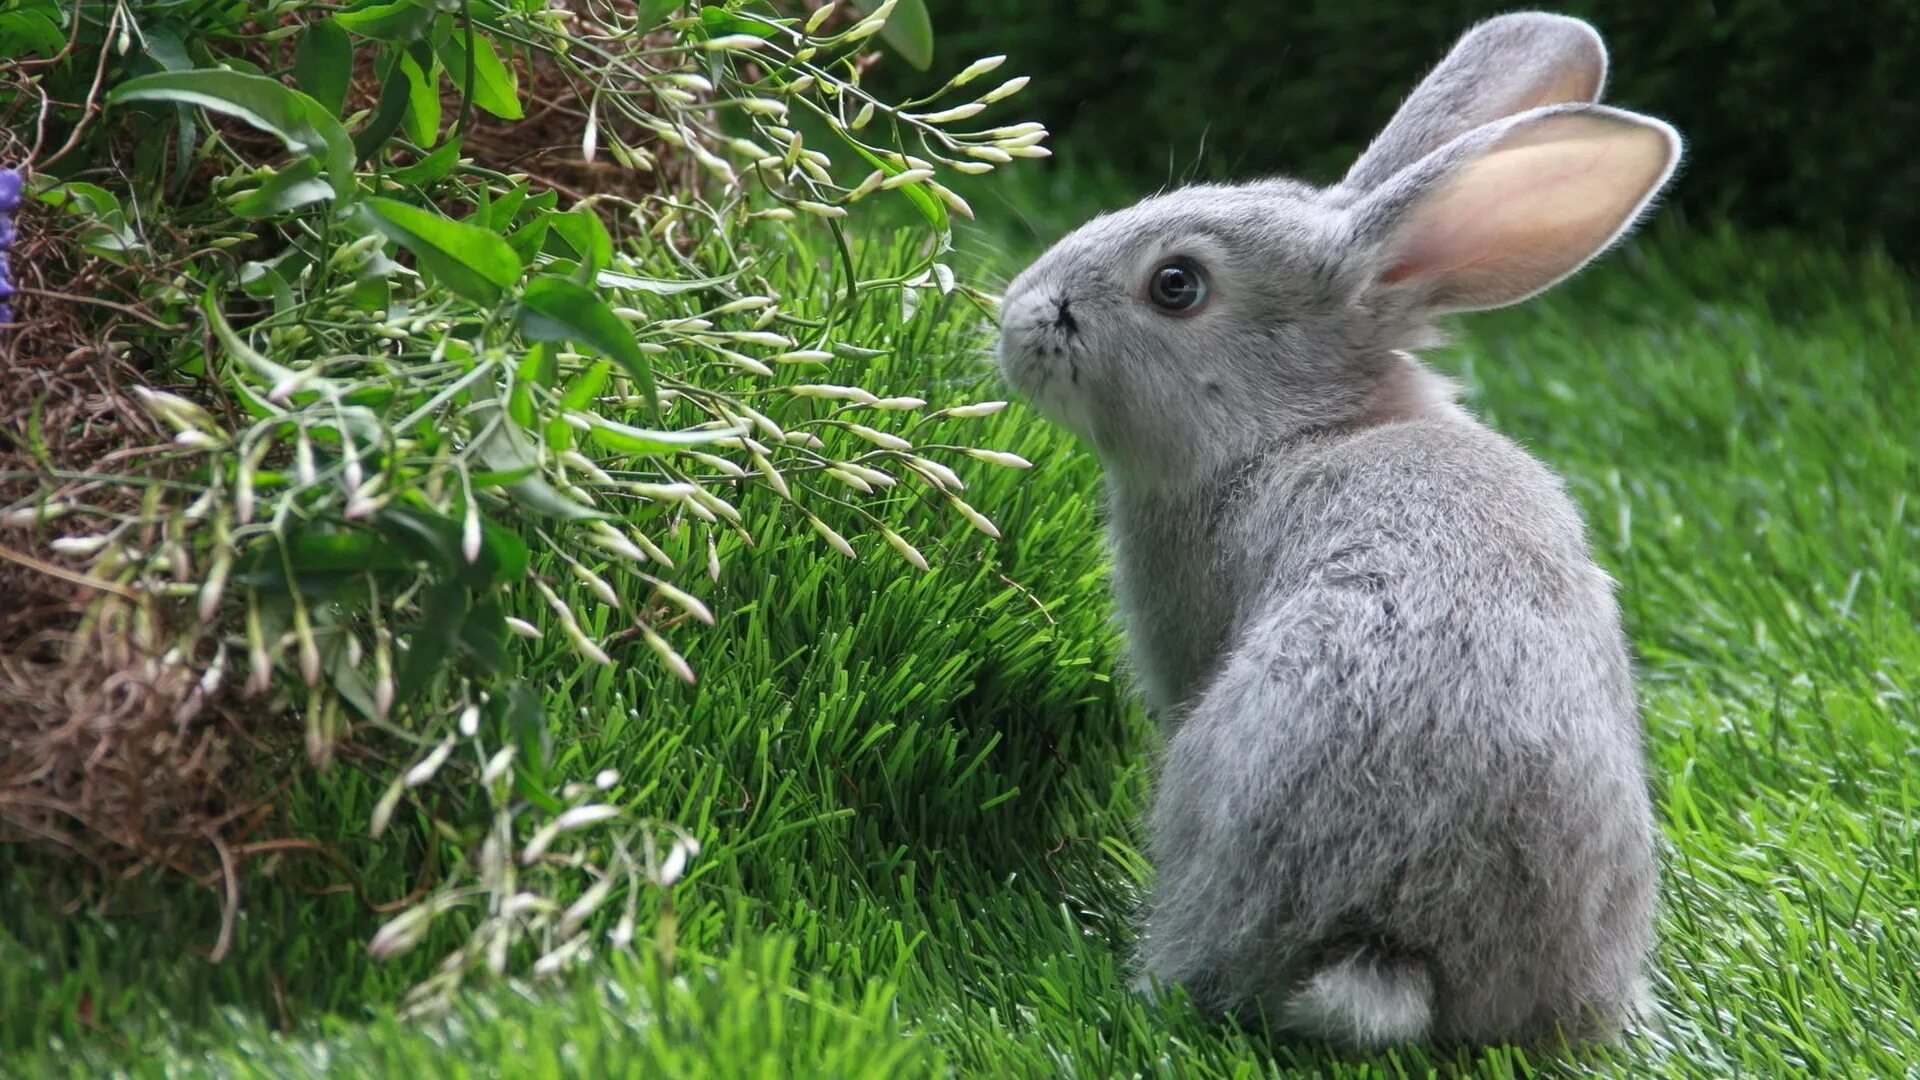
997, 13, 1680, 488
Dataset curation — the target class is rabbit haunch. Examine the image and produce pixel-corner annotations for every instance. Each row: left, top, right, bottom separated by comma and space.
995, 12, 1678, 1049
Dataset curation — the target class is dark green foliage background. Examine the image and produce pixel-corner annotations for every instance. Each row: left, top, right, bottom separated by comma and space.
907, 0, 1920, 249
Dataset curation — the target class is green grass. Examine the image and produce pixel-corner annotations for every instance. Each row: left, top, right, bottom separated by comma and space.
4, 181, 1918, 1077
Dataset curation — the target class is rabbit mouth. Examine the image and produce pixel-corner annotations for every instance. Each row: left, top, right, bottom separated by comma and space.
996, 279, 1099, 434
997, 328, 1096, 439
998, 323, 1080, 396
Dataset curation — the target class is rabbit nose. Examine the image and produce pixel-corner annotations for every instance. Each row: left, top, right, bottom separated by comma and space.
1053, 296, 1079, 334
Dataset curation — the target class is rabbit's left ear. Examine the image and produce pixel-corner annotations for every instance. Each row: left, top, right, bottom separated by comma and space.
1355, 104, 1681, 313
1344, 13, 1608, 194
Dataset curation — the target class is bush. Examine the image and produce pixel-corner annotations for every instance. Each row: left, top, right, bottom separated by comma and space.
0, 0, 1046, 1010
907, 0, 1920, 250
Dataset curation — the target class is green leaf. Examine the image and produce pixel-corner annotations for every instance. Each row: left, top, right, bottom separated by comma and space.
0, 11, 64, 58
494, 681, 551, 778
851, 0, 934, 70
586, 416, 748, 457
480, 523, 531, 582
349, 274, 389, 313
232, 529, 410, 595
389, 136, 463, 185
698, 6, 779, 38
506, 217, 551, 265
225, 366, 284, 420
275, 529, 412, 575
517, 343, 558, 389
293, 19, 354, 117
595, 267, 742, 295
344, 387, 398, 411
35, 180, 144, 258
335, 0, 434, 42
484, 183, 530, 231
354, 47, 413, 162
144, 23, 193, 71
517, 275, 659, 419
472, 406, 608, 521
325, 636, 381, 721
238, 262, 296, 314
548, 208, 612, 279
34, 181, 122, 217
437, 31, 523, 120
561, 360, 613, 412
837, 134, 946, 237
358, 196, 520, 305
507, 382, 536, 429
230, 157, 334, 218
107, 70, 355, 201
399, 44, 441, 146
234, 568, 366, 600
203, 291, 298, 386
496, 474, 606, 520
374, 503, 528, 588
637, 0, 682, 28
398, 580, 470, 705
458, 601, 509, 674
468, 465, 536, 489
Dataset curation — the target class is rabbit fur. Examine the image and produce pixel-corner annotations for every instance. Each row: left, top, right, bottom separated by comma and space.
995, 12, 1680, 1050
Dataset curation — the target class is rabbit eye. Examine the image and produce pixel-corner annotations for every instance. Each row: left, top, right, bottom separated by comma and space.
1147, 260, 1208, 314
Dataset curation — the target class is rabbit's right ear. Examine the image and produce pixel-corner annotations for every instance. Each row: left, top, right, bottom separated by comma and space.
1353, 104, 1681, 314
1343, 13, 1608, 194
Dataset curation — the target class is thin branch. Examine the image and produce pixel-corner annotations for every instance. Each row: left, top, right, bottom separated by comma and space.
0, 543, 137, 597
13, 287, 186, 332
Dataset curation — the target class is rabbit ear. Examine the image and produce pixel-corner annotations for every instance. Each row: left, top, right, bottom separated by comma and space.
1356, 104, 1681, 313
1343, 13, 1608, 194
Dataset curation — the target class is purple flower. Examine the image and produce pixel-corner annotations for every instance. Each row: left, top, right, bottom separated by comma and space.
0, 166, 18, 327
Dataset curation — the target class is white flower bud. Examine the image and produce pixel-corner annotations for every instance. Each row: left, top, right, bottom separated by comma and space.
481, 746, 518, 785
909, 102, 986, 125
963, 448, 1034, 469
807, 514, 856, 559
941, 400, 1009, 418
405, 739, 455, 788
844, 423, 912, 450
948, 494, 1002, 540
881, 527, 930, 572
520, 804, 622, 865
949, 55, 1006, 87
702, 33, 768, 51
49, 535, 110, 557
645, 628, 696, 684
788, 384, 879, 404
880, 168, 936, 189
975, 76, 1030, 104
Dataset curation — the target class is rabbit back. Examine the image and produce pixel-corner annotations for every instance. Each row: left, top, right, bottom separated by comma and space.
1131, 415, 1655, 1044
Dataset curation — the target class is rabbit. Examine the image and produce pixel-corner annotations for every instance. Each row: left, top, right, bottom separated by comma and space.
994, 12, 1679, 1050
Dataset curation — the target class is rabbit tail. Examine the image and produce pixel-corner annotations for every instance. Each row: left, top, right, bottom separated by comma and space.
1274, 948, 1436, 1049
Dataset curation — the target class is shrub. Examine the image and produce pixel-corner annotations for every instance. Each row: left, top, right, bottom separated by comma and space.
0, 0, 1044, 1009
906, 0, 1920, 251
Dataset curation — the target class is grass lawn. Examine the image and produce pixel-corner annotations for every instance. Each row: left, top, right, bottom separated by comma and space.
3, 173, 1917, 1077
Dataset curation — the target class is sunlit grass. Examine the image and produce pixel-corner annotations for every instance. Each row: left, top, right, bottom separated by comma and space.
4, 189, 1917, 1076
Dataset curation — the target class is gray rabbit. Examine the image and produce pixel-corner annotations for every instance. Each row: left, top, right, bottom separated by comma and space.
996, 13, 1678, 1049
